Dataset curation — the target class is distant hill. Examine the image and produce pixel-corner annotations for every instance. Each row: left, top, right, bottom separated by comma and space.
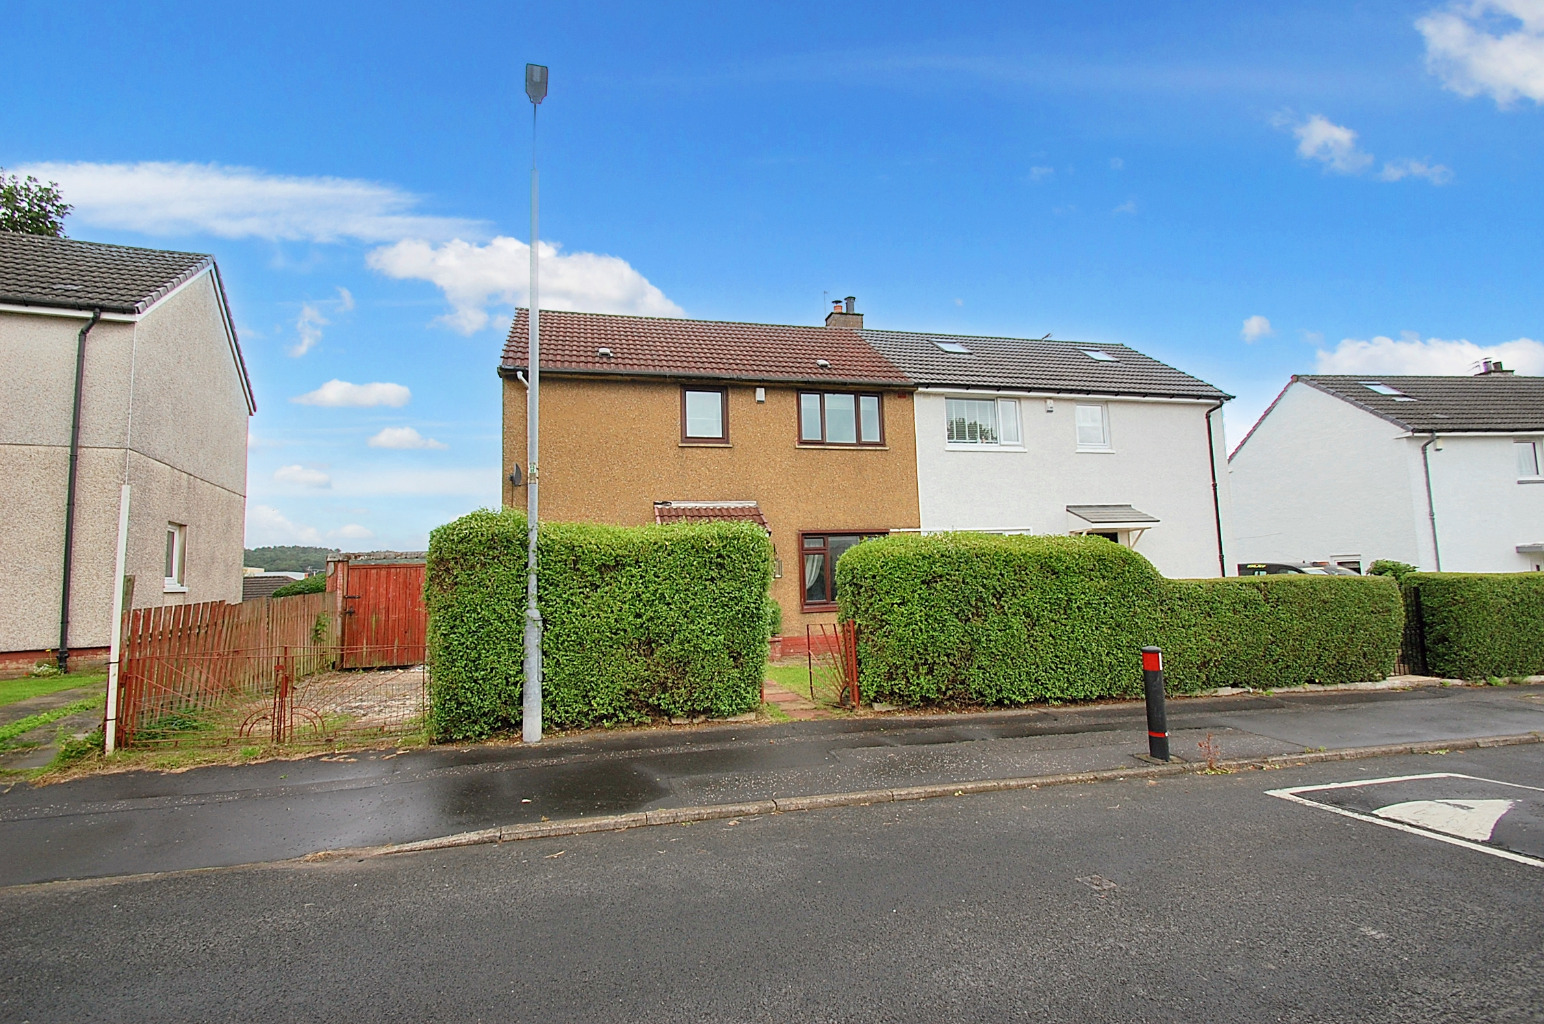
243, 545, 340, 574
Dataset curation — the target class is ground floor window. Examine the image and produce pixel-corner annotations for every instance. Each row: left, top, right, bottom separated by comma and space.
164, 523, 187, 589
800, 532, 885, 608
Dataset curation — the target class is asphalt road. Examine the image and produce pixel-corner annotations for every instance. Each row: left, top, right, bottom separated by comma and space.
4, 745, 1542, 1023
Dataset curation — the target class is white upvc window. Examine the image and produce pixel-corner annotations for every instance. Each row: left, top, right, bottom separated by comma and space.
1075, 404, 1111, 450
946, 397, 1021, 446
1517, 439, 1542, 479
164, 523, 187, 591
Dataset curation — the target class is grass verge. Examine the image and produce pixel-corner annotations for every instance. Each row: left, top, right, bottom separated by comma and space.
0, 694, 105, 750
0, 671, 105, 709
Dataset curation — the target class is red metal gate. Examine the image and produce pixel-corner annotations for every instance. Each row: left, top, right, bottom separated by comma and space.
330, 558, 427, 669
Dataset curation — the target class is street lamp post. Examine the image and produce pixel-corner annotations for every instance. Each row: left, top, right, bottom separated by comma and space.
523, 62, 548, 744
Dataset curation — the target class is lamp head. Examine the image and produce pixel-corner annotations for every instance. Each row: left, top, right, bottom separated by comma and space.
525, 64, 548, 105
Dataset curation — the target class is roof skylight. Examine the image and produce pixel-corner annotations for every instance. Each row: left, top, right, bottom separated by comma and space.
1080, 349, 1117, 361
1359, 381, 1415, 400
934, 341, 972, 354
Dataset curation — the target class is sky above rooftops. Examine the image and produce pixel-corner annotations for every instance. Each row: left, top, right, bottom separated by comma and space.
5, 0, 1542, 548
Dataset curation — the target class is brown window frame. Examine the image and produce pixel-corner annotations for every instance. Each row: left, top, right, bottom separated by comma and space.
799, 531, 887, 610
680, 386, 729, 444
797, 391, 885, 446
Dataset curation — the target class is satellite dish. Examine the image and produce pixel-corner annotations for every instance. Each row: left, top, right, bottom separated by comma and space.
509, 464, 524, 487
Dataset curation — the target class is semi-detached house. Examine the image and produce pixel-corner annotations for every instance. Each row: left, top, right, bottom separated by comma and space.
501, 299, 1234, 644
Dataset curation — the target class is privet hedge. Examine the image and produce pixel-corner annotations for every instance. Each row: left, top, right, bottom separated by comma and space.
1406, 572, 1544, 679
425, 509, 773, 740
836, 533, 1403, 706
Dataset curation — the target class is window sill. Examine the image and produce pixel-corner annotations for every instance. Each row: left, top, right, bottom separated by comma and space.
679, 441, 732, 447
800, 603, 839, 613
945, 444, 1026, 453
1076, 447, 1116, 454
163, 583, 188, 594
796, 443, 889, 450
1519, 477, 1544, 485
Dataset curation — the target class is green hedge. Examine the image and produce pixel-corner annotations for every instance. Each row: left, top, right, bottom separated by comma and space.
836, 533, 1403, 706
424, 509, 773, 740
1407, 572, 1544, 679
269, 573, 326, 598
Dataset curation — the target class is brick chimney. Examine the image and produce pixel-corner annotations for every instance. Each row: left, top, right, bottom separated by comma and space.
824, 295, 863, 329
1476, 358, 1514, 376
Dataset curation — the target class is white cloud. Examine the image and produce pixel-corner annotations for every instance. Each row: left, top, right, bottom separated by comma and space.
274, 464, 332, 488
1290, 114, 1374, 174
1418, 0, 1544, 106
1242, 315, 1274, 342
1111, 199, 1138, 215
291, 304, 327, 358
291, 379, 411, 408
245, 504, 324, 546
14, 161, 483, 243
1027, 166, 1055, 183
335, 286, 355, 312
367, 236, 685, 334
330, 524, 374, 540
368, 426, 448, 450
1315, 331, 1544, 374
1377, 157, 1455, 184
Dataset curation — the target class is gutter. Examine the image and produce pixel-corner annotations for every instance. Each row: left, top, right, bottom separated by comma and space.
1205, 400, 1227, 576
1421, 434, 1442, 571
58, 308, 102, 673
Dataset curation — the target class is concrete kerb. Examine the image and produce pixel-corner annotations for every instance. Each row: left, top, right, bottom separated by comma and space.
361, 731, 1544, 861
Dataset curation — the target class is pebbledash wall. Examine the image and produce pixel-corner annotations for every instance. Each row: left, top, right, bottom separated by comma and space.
502, 376, 922, 636
0, 272, 249, 662
912, 390, 1233, 579
1230, 380, 1544, 572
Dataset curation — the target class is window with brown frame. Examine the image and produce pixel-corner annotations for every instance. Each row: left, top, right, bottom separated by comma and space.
800, 532, 885, 609
680, 387, 728, 442
798, 391, 883, 445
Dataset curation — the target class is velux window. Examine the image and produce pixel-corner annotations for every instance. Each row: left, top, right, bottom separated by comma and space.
946, 398, 1020, 445
681, 388, 727, 442
801, 533, 884, 608
799, 392, 883, 445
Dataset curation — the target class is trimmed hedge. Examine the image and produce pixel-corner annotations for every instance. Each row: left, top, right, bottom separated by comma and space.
269, 573, 326, 598
836, 533, 1403, 706
1406, 572, 1544, 679
424, 509, 773, 740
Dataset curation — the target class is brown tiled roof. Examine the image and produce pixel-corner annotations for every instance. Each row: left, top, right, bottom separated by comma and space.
653, 500, 769, 530
501, 309, 911, 387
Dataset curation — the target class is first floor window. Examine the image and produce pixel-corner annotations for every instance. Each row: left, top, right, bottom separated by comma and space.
799, 392, 883, 445
1075, 404, 1110, 449
1517, 440, 1540, 478
946, 397, 1021, 445
682, 388, 727, 441
801, 532, 884, 607
165, 523, 186, 588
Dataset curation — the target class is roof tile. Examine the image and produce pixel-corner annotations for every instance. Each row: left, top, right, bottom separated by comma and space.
0, 232, 212, 314
1298, 374, 1544, 432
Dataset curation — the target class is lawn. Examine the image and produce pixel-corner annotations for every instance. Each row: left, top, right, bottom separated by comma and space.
765, 660, 850, 707
0, 671, 105, 709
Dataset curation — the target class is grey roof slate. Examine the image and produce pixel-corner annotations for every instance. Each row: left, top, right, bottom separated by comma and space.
1298, 374, 1544, 433
861, 328, 1230, 400
1067, 504, 1160, 524
0, 231, 212, 314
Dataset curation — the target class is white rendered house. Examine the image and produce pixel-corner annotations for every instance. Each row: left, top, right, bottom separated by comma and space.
0, 233, 254, 672
1228, 369, 1544, 573
862, 328, 1234, 578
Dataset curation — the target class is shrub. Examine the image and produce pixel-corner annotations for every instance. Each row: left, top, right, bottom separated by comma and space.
836, 533, 1403, 706
270, 574, 326, 598
765, 598, 782, 639
424, 509, 773, 740
1406, 572, 1544, 679
1368, 560, 1418, 586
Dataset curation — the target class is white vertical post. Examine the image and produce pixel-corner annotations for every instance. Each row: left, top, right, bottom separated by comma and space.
104, 483, 131, 753
523, 63, 548, 744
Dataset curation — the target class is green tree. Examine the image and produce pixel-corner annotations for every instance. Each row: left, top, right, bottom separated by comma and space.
0, 169, 71, 237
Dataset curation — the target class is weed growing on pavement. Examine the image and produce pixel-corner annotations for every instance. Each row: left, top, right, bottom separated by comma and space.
1197, 733, 1233, 773
0, 694, 104, 750
49, 727, 103, 770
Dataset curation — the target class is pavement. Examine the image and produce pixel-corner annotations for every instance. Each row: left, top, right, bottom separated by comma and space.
4, 743, 1542, 1022
2, 680, 1543, 888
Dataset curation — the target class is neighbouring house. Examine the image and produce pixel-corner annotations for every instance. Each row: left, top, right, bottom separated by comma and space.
1228, 365, 1544, 573
500, 306, 922, 643
862, 314, 1234, 578
0, 233, 254, 674
241, 572, 306, 602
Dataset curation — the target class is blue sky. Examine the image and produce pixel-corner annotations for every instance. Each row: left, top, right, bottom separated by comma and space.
7, 0, 1544, 549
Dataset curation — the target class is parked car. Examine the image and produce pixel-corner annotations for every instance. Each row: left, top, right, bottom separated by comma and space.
1237, 562, 1360, 576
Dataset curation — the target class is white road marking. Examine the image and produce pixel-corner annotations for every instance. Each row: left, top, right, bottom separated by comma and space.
1373, 799, 1515, 841
1267, 773, 1544, 869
